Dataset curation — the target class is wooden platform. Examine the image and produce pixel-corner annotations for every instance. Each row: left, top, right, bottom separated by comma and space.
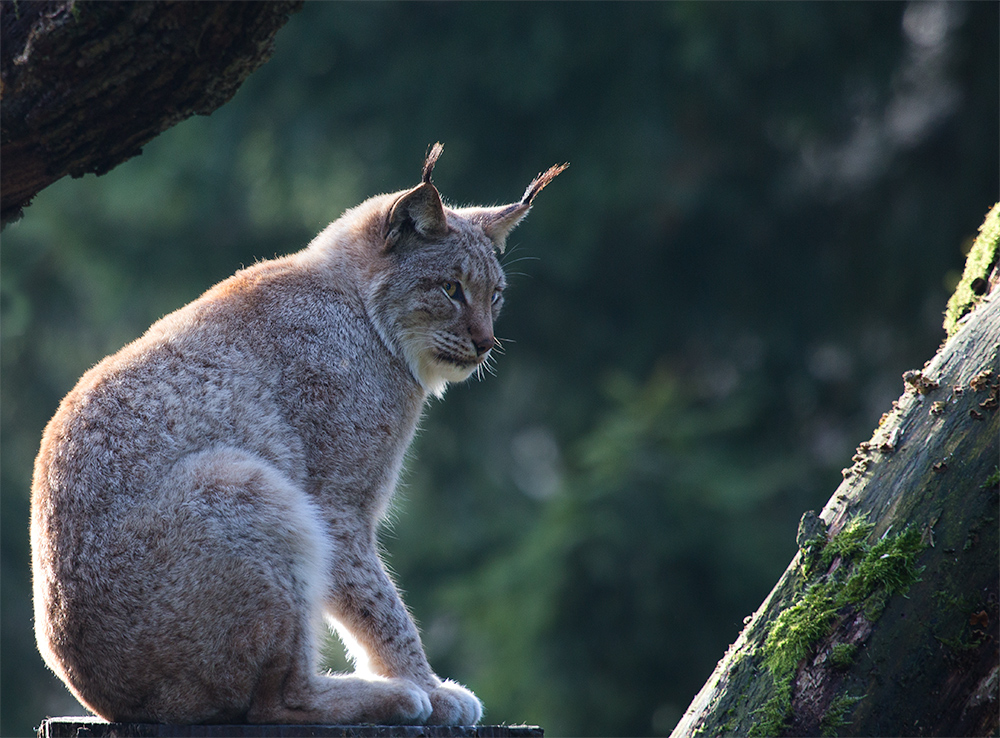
38, 718, 542, 738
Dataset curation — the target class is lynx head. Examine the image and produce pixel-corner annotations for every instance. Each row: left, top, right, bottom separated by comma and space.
350, 143, 566, 398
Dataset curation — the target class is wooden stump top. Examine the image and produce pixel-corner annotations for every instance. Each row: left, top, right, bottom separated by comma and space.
38, 718, 542, 738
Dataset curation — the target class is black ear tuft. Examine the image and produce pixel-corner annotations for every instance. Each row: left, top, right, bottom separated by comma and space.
423, 142, 444, 185
473, 162, 568, 252
521, 163, 569, 205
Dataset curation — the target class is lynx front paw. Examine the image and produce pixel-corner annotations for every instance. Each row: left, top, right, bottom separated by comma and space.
376, 678, 434, 724
426, 680, 483, 725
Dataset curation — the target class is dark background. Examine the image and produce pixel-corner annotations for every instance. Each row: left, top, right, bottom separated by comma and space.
2, 3, 997, 736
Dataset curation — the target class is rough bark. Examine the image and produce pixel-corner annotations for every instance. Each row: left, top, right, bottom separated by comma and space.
1, 0, 303, 225
672, 212, 1000, 737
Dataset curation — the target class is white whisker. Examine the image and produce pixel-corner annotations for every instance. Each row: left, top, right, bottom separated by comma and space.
500, 244, 540, 266
501, 254, 541, 268
492, 336, 513, 356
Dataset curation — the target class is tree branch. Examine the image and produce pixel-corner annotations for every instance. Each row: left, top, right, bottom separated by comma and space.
0, 0, 303, 225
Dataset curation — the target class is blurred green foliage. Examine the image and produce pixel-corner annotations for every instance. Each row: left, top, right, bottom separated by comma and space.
2, 3, 997, 736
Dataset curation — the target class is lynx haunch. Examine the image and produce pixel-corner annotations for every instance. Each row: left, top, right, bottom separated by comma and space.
31, 144, 565, 725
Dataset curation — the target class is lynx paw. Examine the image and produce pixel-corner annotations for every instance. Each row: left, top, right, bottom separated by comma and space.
377, 678, 434, 724
426, 680, 483, 725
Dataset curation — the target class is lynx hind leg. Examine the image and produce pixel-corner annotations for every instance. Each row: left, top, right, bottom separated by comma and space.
100, 447, 334, 722
163, 449, 431, 725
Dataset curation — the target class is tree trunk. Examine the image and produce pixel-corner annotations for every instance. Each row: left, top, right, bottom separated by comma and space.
0, 0, 302, 225
672, 207, 1000, 738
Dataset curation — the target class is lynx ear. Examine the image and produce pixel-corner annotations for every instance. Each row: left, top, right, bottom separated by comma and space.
385, 143, 448, 248
479, 163, 568, 253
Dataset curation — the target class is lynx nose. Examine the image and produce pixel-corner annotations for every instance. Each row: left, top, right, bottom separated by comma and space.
469, 317, 495, 357
473, 335, 495, 357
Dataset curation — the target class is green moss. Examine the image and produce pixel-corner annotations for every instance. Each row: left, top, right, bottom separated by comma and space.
828, 642, 857, 670
751, 517, 926, 735
821, 517, 874, 568
932, 589, 973, 611
748, 674, 793, 738
763, 582, 840, 677
986, 467, 1000, 489
936, 632, 984, 652
841, 526, 925, 617
944, 202, 1000, 337
820, 693, 865, 737
719, 707, 740, 735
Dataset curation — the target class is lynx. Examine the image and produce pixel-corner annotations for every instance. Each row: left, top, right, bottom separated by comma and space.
31, 144, 565, 726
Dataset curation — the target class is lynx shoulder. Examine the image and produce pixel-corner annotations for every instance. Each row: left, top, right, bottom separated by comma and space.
30, 144, 565, 726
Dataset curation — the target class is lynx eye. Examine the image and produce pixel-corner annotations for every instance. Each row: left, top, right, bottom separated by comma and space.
491, 289, 503, 305
442, 281, 465, 303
